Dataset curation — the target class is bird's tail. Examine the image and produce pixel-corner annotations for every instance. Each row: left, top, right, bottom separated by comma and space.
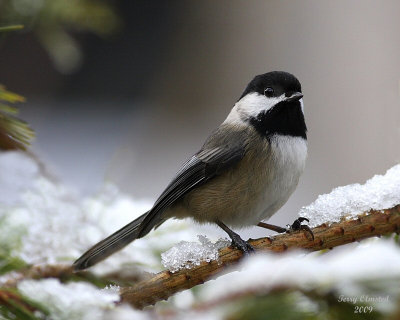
73, 211, 151, 271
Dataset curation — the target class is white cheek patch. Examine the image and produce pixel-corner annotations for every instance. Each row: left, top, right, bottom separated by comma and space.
223, 92, 302, 126
223, 92, 286, 125
235, 92, 286, 118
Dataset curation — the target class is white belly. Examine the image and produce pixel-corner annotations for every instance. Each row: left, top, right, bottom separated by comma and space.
251, 135, 307, 224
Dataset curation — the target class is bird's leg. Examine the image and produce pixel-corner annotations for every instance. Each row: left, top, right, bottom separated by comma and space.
257, 217, 314, 240
257, 222, 287, 233
217, 220, 254, 254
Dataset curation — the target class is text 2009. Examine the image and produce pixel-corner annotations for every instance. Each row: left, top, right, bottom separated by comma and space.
354, 306, 373, 313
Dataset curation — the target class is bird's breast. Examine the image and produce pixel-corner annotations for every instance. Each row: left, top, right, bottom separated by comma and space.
253, 135, 307, 223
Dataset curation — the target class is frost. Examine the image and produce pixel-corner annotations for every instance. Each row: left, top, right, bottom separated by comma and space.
299, 164, 400, 227
18, 279, 120, 320
161, 235, 230, 273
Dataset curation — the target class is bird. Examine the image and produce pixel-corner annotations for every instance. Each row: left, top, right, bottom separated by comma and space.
73, 71, 311, 271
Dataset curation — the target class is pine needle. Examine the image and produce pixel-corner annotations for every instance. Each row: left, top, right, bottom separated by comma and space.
0, 25, 24, 33
0, 87, 35, 151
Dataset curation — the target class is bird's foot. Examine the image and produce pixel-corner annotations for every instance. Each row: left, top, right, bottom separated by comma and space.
286, 217, 314, 240
217, 220, 254, 255
230, 233, 255, 254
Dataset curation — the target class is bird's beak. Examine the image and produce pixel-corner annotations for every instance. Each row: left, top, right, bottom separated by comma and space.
285, 92, 303, 102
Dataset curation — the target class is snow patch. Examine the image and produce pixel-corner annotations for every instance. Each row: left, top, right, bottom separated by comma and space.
161, 235, 230, 273
103, 284, 121, 295
299, 164, 400, 227
18, 279, 119, 320
199, 239, 400, 302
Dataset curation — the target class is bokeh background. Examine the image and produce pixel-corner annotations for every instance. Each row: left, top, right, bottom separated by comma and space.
1, 0, 400, 238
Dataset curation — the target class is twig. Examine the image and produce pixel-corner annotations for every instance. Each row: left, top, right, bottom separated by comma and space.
120, 205, 400, 309
1, 265, 73, 288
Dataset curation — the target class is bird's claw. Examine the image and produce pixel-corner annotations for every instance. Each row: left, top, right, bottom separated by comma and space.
230, 234, 255, 255
287, 217, 314, 240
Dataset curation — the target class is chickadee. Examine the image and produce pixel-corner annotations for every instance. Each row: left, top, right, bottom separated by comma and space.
73, 71, 311, 271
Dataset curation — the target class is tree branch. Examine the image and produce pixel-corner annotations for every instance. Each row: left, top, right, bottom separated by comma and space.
2, 206, 399, 309
120, 205, 400, 309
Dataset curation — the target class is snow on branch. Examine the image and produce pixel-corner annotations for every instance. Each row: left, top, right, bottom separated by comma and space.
3, 204, 399, 310
120, 205, 400, 309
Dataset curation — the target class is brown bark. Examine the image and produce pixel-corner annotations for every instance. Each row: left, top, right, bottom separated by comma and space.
120, 205, 400, 309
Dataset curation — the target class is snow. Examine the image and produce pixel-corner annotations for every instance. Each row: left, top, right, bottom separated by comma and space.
198, 239, 400, 306
17, 280, 156, 320
161, 235, 230, 273
15, 241, 400, 319
103, 284, 121, 295
18, 279, 120, 320
299, 164, 400, 227
1, 177, 152, 269
17, 279, 155, 320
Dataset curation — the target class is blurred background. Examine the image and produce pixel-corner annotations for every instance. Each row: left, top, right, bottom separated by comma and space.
1, 0, 399, 238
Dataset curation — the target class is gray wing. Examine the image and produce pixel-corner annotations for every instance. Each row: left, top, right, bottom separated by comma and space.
137, 140, 246, 237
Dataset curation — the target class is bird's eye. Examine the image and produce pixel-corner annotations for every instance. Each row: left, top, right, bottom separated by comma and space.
264, 87, 274, 97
